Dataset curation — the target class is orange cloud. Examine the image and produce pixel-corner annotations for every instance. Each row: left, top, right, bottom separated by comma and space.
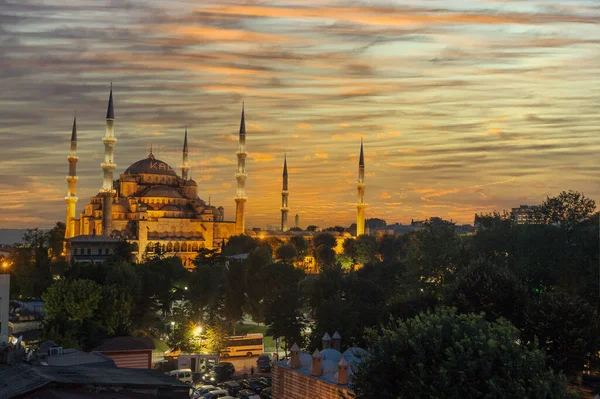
251, 153, 275, 162
315, 153, 328, 159
296, 123, 312, 130
381, 192, 392, 199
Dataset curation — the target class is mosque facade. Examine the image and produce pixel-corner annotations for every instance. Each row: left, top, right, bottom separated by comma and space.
64, 87, 247, 266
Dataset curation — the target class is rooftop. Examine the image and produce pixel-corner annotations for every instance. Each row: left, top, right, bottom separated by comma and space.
0, 364, 190, 398
93, 336, 155, 352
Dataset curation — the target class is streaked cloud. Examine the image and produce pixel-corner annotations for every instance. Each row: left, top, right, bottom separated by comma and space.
0, 0, 597, 228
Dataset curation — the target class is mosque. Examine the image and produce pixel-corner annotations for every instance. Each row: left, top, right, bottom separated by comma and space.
64, 86, 366, 266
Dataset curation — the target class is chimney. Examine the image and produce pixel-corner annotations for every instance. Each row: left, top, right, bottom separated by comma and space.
337, 356, 349, 385
311, 349, 322, 376
332, 331, 341, 351
290, 343, 300, 369
322, 332, 331, 350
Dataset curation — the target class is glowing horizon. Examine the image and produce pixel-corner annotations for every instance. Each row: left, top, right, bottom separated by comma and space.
0, 0, 598, 229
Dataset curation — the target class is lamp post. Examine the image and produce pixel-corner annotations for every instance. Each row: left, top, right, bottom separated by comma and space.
1, 261, 11, 274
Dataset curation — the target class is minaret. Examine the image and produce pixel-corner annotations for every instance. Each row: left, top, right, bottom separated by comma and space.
181, 127, 190, 180
281, 154, 289, 232
234, 105, 247, 235
100, 84, 117, 236
356, 139, 366, 236
64, 114, 79, 243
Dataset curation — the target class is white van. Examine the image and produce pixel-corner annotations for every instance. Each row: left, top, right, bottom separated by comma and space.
167, 368, 193, 384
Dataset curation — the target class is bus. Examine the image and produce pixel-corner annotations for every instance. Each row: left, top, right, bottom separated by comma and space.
220, 333, 264, 358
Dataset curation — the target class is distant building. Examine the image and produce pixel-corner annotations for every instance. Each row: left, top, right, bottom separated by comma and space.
511, 205, 538, 224
66, 235, 120, 264
63, 88, 247, 266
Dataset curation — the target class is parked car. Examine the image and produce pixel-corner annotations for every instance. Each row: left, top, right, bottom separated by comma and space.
239, 379, 265, 393
257, 376, 271, 387
256, 354, 271, 372
237, 389, 261, 399
168, 368, 193, 384
217, 380, 243, 396
191, 385, 219, 398
259, 387, 272, 399
202, 390, 230, 399
202, 362, 235, 384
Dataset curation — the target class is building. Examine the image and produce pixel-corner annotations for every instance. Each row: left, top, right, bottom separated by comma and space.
64, 87, 249, 265
92, 336, 156, 369
0, 364, 191, 398
0, 274, 9, 345
511, 204, 538, 225
271, 333, 366, 399
66, 235, 121, 264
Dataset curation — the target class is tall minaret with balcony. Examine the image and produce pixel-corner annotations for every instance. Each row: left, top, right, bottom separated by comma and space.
356, 139, 366, 236
234, 105, 247, 235
281, 154, 289, 232
100, 85, 117, 236
64, 115, 79, 242
181, 127, 190, 180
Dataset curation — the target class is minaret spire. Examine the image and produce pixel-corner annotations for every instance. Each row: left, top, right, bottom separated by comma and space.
100, 84, 117, 236
280, 154, 289, 232
356, 139, 366, 236
235, 104, 247, 235
181, 127, 190, 180
64, 114, 79, 247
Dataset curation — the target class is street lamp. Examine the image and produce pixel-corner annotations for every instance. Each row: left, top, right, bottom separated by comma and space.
193, 325, 203, 336
1, 261, 10, 273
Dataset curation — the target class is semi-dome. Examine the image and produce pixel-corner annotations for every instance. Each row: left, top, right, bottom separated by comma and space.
124, 153, 177, 176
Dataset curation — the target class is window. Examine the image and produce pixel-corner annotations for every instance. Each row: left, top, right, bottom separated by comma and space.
87, 248, 91, 255
98, 248, 102, 255
105, 248, 110, 255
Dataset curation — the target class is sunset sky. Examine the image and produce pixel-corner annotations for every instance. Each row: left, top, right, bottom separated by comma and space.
0, 0, 598, 229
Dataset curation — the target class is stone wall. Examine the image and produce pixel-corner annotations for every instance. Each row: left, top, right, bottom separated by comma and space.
272, 364, 353, 399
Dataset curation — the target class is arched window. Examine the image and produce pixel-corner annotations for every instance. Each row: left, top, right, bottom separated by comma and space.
181, 242, 188, 252
167, 242, 173, 252
192, 242, 198, 251
174, 242, 180, 252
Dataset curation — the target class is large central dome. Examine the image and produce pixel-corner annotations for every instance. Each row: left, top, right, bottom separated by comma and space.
124, 153, 177, 176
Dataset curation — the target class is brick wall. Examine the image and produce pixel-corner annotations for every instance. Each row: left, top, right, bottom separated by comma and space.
272, 364, 353, 399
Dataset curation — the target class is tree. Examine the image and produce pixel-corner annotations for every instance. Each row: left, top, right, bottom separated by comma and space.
244, 246, 274, 324
223, 235, 258, 256
306, 225, 319, 232
353, 235, 377, 265
223, 259, 246, 334
289, 236, 309, 260
404, 221, 464, 297
42, 278, 132, 350
535, 190, 596, 228
377, 234, 404, 263
447, 259, 528, 328
43, 279, 102, 322
523, 292, 598, 379
275, 243, 297, 262
264, 288, 305, 356
351, 307, 574, 399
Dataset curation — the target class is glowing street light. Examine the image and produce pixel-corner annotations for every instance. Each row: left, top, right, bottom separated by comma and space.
193, 325, 203, 336
1, 261, 11, 273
